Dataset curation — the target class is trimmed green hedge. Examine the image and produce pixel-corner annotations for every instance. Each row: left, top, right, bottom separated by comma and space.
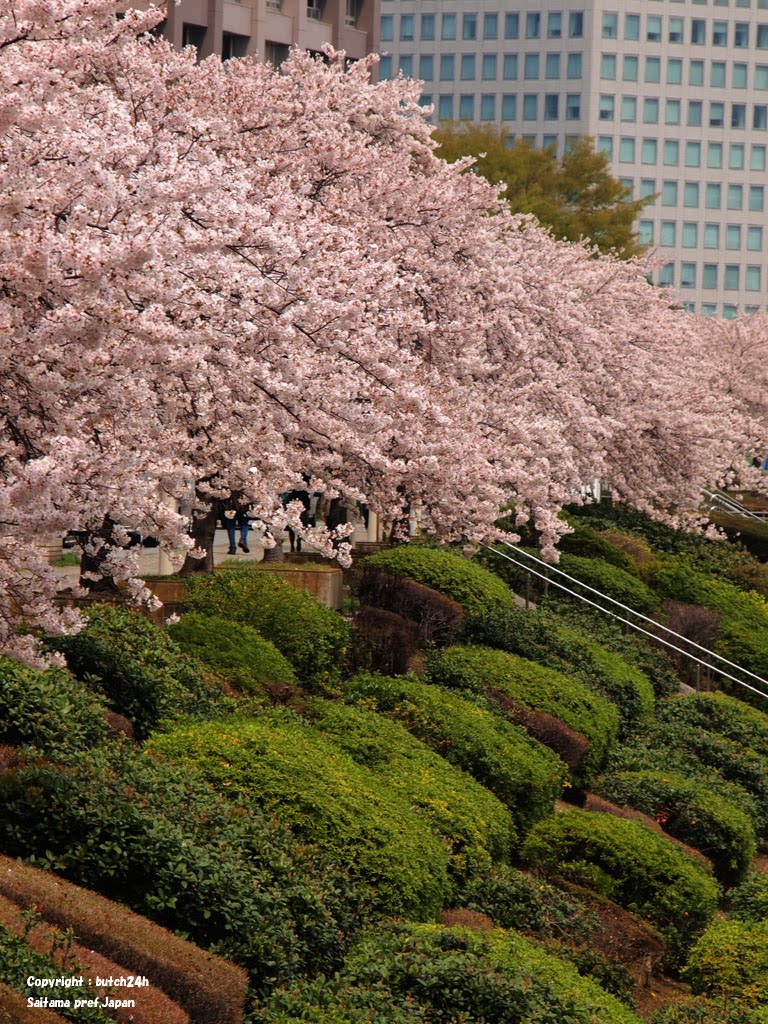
361, 546, 515, 622
466, 607, 654, 737
303, 698, 516, 886
167, 613, 297, 697
657, 694, 768, 761
342, 673, 564, 832
0, 744, 366, 994
683, 919, 768, 1007
148, 714, 451, 919
608, 725, 768, 837
559, 524, 641, 575
427, 645, 619, 784
521, 810, 721, 965
264, 923, 642, 1024
557, 553, 660, 613
595, 770, 756, 885
47, 604, 229, 739
462, 866, 600, 941
652, 1000, 768, 1024
644, 560, 768, 704
0, 657, 108, 752
183, 567, 350, 688
731, 872, 768, 923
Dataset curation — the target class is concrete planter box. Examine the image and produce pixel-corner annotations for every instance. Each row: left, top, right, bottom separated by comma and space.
251, 562, 344, 610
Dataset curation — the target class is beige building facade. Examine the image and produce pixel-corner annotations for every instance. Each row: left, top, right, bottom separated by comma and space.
159, 0, 379, 65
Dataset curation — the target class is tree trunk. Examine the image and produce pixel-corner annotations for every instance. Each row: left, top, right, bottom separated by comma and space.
78, 516, 122, 594
178, 489, 219, 576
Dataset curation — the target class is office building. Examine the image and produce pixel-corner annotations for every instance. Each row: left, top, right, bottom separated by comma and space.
380, 0, 768, 316
158, 0, 378, 66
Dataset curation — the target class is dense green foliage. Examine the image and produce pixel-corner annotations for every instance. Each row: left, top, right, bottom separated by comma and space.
522, 811, 721, 964
0, 923, 113, 1024
595, 770, 756, 885
264, 923, 642, 1023
0, 657, 108, 752
148, 714, 451, 918
303, 698, 516, 886
730, 872, 768, 922
361, 546, 515, 623
652, 1000, 768, 1024
465, 607, 654, 737
0, 745, 366, 995
462, 866, 600, 941
183, 567, 350, 688
47, 604, 228, 738
656, 694, 768, 760
167, 613, 297, 696
609, 724, 768, 836
558, 523, 641, 574
644, 559, 768, 695
557, 553, 660, 613
684, 919, 768, 1006
434, 126, 648, 259
342, 673, 564, 832
427, 645, 619, 783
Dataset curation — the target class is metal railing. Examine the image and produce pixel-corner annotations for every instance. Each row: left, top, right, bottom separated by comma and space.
703, 487, 768, 521
480, 539, 768, 703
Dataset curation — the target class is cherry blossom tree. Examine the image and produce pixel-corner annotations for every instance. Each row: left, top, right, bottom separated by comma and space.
0, 0, 756, 659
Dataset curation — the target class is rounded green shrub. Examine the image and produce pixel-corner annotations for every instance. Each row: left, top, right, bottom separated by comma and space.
657, 693, 768, 761
652, 999, 768, 1024
559, 524, 641, 575
0, 744, 366, 994
521, 810, 721, 965
147, 714, 451, 918
361, 546, 515, 622
47, 604, 229, 739
303, 697, 516, 886
462, 866, 600, 941
608, 727, 768, 837
183, 567, 349, 688
683, 918, 768, 1007
343, 673, 565, 832
427, 645, 619, 784
167, 613, 297, 696
595, 770, 756, 886
644, 560, 768, 704
0, 657, 108, 752
730, 872, 768, 923
556, 553, 660, 613
466, 607, 655, 737
264, 923, 642, 1024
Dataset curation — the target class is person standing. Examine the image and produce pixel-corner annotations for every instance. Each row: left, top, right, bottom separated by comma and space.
220, 492, 250, 554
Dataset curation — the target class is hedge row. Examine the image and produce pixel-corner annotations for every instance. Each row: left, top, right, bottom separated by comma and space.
643, 560, 768, 703
0, 923, 112, 1024
167, 613, 297, 697
684, 918, 768, 1008
521, 810, 721, 965
263, 923, 642, 1024
0, 894, 189, 1024
303, 698, 516, 886
0, 657, 108, 752
595, 770, 756, 886
651, 1000, 768, 1024
0, 747, 363, 997
147, 714, 452, 919
183, 567, 350, 689
361, 545, 515, 623
731, 872, 768, 923
427, 645, 619, 784
656, 694, 768, 761
342, 673, 564, 832
466, 607, 654, 737
47, 605, 230, 739
609, 725, 768, 837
